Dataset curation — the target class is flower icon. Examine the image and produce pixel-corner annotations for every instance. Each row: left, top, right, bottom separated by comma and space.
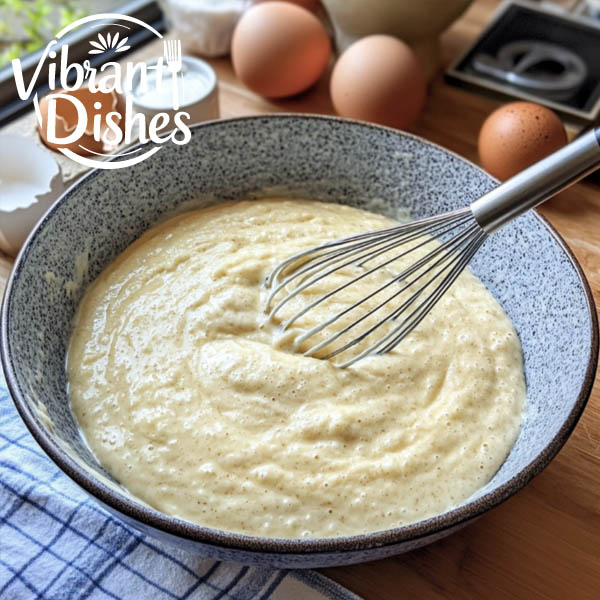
89, 32, 130, 55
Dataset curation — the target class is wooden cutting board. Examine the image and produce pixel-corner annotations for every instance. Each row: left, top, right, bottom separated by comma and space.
1, 1, 598, 598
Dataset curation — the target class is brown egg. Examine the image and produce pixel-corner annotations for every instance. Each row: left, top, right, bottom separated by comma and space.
231, 1, 331, 98
38, 86, 124, 156
330, 35, 426, 129
253, 0, 319, 9
478, 102, 567, 181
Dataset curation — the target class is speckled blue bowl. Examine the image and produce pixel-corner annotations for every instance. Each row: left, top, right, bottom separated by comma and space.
1, 116, 597, 568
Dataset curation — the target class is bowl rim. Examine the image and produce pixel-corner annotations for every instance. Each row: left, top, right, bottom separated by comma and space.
2, 114, 598, 555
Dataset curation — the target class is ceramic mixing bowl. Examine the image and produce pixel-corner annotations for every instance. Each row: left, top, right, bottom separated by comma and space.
1, 116, 597, 568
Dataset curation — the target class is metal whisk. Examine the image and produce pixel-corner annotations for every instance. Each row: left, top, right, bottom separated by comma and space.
264, 128, 600, 367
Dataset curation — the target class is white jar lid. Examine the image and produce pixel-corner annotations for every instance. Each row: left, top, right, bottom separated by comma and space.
128, 56, 219, 124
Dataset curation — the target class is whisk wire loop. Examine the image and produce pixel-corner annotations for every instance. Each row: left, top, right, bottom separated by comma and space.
264, 208, 488, 366
317, 225, 487, 367
299, 222, 485, 361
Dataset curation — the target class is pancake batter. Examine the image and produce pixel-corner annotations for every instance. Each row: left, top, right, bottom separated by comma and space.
67, 199, 525, 538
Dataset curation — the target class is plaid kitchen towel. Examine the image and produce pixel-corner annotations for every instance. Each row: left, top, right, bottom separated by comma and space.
0, 370, 361, 600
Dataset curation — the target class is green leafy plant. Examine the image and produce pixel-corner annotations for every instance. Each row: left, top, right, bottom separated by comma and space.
0, 0, 85, 68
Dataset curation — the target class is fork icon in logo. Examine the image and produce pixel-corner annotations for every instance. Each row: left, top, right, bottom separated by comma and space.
163, 40, 183, 110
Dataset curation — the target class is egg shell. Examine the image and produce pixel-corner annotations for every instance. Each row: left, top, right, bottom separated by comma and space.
330, 34, 426, 129
38, 87, 125, 156
478, 102, 567, 181
0, 134, 64, 256
231, 1, 331, 98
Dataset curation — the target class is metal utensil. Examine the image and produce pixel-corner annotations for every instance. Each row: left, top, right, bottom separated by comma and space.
472, 40, 587, 101
264, 128, 600, 367
163, 39, 182, 110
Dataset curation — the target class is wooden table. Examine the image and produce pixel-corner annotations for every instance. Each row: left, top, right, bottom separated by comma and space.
1, 1, 599, 598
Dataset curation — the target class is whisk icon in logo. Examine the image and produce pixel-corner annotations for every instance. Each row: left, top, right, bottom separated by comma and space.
11, 13, 191, 169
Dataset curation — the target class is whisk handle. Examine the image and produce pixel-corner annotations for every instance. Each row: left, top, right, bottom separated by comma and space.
471, 127, 600, 234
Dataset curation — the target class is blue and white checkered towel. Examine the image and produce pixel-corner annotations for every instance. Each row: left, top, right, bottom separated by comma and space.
0, 370, 360, 600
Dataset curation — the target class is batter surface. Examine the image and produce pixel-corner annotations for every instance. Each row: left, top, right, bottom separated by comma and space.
67, 199, 525, 538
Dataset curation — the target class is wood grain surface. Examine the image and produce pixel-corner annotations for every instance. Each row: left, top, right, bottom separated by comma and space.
1, 1, 599, 598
